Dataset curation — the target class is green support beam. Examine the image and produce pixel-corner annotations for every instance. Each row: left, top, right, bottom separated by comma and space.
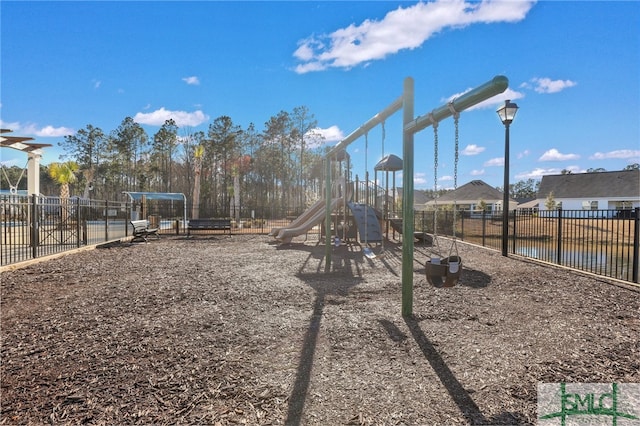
401, 77, 415, 317
404, 75, 509, 134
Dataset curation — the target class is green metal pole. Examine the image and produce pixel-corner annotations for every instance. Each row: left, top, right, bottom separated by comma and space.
402, 77, 415, 317
324, 157, 332, 271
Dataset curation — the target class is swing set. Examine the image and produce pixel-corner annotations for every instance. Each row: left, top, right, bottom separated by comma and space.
323, 75, 509, 316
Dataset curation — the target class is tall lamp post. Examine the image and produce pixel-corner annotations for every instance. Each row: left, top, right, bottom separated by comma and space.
497, 100, 519, 257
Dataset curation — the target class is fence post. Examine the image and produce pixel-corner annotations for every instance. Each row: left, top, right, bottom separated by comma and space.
633, 207, 639, 283
74, 197, 80, 248
31, 194, 38, 259
104, 200, 109, 241
355, 175, 360, 203
481, 210, 486, 247
126, 202, 131, 238
556, 207, 563, 265
512, 209, 517, 254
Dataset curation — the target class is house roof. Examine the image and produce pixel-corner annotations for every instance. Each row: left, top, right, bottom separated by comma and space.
537, 170, 640, 199
413, 190, 430, 205
394, 189, 431, 205
517, 199, 539, 209
425, 180, 510, 205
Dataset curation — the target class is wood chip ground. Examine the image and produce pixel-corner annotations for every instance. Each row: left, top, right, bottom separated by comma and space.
1, 235, 638, 425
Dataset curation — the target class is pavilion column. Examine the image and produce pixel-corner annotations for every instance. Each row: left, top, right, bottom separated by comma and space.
27, 153, 41, 196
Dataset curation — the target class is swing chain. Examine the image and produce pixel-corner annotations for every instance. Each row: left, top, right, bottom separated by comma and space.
430, 114, 441, 256
451, 108, 461, 257
453, 112, 459, 192
364, 131, 369, 245
430, 113, 439, 195
381, 121, 385, 158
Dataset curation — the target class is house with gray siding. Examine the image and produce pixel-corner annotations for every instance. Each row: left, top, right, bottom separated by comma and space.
419, 180, 516, 212
536, 170, 640, 212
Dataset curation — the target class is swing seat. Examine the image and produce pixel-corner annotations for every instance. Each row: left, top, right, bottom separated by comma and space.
426, 256, 462, 288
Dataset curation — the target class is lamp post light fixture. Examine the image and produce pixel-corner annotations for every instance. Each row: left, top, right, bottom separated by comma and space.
497, 99, 519, 257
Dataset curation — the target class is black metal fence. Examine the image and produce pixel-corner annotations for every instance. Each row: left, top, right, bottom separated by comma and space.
413, 208, 639, 283
1, 195, 296, 266
2, 194, 639, 284
1, 195, 133, 266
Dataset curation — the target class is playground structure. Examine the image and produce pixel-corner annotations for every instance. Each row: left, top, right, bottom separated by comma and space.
275, 76, 509, 316
269, 177, 355, 244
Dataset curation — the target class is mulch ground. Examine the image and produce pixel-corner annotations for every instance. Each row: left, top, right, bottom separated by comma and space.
1, 234, 638, 425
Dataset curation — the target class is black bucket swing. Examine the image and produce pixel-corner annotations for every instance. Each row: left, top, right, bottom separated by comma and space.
425, 108, 463, 288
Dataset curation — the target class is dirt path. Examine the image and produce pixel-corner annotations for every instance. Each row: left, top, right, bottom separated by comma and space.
1, 235, 638, 425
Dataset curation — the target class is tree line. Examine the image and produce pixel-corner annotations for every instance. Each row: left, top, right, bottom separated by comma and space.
2, 109, 638, 216
2, 106, 336, 217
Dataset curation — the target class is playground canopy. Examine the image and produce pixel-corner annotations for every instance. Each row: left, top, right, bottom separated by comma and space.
374, 154, 403, 172
123, 192, 186, 202
123, 192, 187, 227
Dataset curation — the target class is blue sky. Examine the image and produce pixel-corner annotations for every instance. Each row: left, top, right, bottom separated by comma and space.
1, 0, 639, 190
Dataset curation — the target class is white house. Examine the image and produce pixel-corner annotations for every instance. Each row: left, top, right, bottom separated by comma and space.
536, 170, 640, 213
419, 180, 516, 212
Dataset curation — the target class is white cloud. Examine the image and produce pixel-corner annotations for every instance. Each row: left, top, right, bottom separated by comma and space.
470, 169, 485, 176
414, 172, 427, 187
182, 76, 200, 85
517, 149, 530, 159
528, 77, 577, 94
484, 157, 504, 167
461, 144, 485, 156
589, 149, 640, 160
515, 168, 557, 179
0, 120, 74, 137
294, 0, 535, 73
539, 148, 580, 161
310, 125, 344, 144
516, 165, 584, 180
32, 125, 75, 137
92, 79, 101, 89
0, 119, 21, 130
133, 107, 210, 127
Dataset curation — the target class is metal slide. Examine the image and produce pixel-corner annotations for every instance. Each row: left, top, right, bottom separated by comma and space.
275, 197, 345, 244
268, 198, 325, 237
347, 202, 382, 243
